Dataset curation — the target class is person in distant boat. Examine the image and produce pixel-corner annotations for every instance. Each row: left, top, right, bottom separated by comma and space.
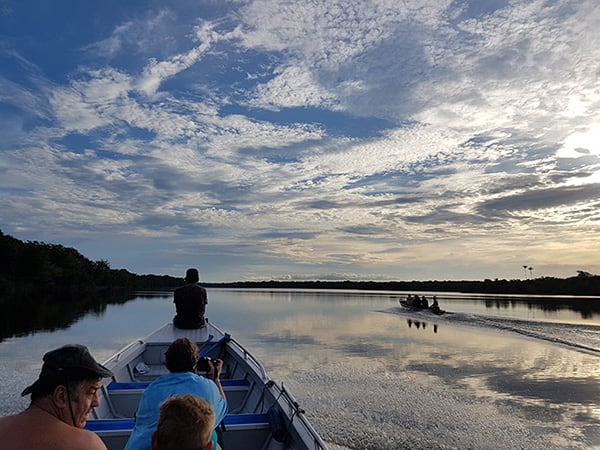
152, 395, 215, 450
430, 296, 441, 314
173, 268, 208, 329
0, 344, 113, 450
124, 338, 228, 450
420, 296, 428, 309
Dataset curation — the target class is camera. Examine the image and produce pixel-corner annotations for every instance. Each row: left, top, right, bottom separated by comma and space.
196, 356, 216, 379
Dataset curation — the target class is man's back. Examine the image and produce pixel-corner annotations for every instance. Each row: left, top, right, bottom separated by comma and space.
173, 283, 207, 328
0, 409, 107, 450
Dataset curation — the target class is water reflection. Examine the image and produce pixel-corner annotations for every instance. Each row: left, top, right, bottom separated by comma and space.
407, 319, 438, 333
482, 298, 600, 319
432, 293, 600, 319
425, 294, 600, 325
0, 289, 137, 342
1, 290, 599, 449
2, 288, 598, 343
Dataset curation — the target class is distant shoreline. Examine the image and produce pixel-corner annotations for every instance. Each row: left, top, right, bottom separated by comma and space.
2, 230, 598, 297
200, 277, 600, 297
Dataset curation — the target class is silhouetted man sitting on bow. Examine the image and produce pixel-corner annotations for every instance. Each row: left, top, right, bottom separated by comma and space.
173, 268, 208, 329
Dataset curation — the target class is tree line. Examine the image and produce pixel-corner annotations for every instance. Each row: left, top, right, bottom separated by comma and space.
0, 230, 181, 340
205, 274, 600, 296
0, 229, 182, 297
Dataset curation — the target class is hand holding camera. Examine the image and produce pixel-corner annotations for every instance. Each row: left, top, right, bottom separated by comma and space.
197, 356, 223, 381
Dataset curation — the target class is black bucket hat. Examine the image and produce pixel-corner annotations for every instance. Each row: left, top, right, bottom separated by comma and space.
21, 344, 113, 396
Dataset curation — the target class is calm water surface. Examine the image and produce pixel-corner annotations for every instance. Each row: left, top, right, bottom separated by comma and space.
1, 289, 599, 450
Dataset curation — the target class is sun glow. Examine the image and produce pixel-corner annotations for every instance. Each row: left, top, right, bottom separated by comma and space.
557, 123, 600, 158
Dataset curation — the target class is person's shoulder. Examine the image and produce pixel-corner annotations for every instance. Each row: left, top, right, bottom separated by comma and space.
189, 374, 223, 394
0, 413, 19, 434
193, 284, 208, 295
174, 284, 187, 292
75, 428, 108, 450
146, 372, 175, 389
172, 371, 203, 383
0, 413, 15, 425
41, 425, 107, 450
148, 371, 194, 390
180, 372, 212, 387
175, 283, 203, 292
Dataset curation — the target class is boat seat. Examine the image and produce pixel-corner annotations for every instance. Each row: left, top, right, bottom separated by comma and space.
221, 414, 271, 450
85, 418, 136, 432
84, 419, 136, 450
86, 414, 270, 450
108, 378, 250, 390
106, 379, 252, 417
226, 413, 269, 428
86, 413, 268, 432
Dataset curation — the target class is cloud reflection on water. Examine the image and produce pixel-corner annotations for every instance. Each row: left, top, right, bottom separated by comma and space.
246, 297, 599, 448
1, 290, 598, 448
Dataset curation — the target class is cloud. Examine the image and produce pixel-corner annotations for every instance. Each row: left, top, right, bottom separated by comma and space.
478, 183, 600, 216
84, 9, 179, 60
247, 65, 340, 110
237, 0, 449, 116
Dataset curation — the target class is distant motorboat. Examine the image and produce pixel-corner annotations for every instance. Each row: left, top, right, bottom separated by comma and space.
399, 300, 445, 315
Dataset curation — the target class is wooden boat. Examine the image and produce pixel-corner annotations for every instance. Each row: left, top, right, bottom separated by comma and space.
85, 322, 328, 450
399, 300, 445, 315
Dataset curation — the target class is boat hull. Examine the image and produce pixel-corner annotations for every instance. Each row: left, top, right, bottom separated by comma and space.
86, 322, 327, 450
399, 300, 445, 315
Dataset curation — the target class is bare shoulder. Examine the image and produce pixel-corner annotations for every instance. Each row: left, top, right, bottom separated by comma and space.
0, 414, 25, 441
72, 428, 108, 450
0, 416, 27, 450
33, 423, 107, 450
0, 414, 105, 450
0, 413, 15, 426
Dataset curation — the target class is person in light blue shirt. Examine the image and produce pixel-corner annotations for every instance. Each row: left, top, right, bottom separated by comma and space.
124, 338, 228, 450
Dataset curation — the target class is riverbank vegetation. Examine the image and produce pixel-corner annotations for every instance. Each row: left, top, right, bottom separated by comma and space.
0, 230, 181, 340
205, 274, 600, 296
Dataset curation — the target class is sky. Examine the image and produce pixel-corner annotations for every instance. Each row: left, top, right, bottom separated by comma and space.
1, 0, 599, 283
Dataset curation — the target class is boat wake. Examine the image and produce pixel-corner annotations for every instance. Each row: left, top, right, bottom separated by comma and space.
386, 306, 600, 356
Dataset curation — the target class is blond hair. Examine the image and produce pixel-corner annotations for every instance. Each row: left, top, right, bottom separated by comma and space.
155, 395, 215, 450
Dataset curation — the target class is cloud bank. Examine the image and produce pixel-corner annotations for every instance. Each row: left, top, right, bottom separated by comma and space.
1, 0, 599, 281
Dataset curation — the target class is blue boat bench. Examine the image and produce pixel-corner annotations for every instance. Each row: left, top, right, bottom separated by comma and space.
105, 378, 254, 417
107, 378, 250, 390
86, 413, 269, 432
86, 413, 271, 450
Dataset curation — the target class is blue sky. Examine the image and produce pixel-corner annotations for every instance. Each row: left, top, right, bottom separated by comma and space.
1, 0, 599, 282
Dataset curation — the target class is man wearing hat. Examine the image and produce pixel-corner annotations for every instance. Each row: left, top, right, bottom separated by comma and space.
0, 344, 113, 450
173, 267, 208, 329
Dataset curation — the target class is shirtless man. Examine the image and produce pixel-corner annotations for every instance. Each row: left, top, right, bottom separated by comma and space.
0, 344, 113, 450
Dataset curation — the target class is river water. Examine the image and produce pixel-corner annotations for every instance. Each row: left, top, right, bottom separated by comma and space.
1, 289, 599, 449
